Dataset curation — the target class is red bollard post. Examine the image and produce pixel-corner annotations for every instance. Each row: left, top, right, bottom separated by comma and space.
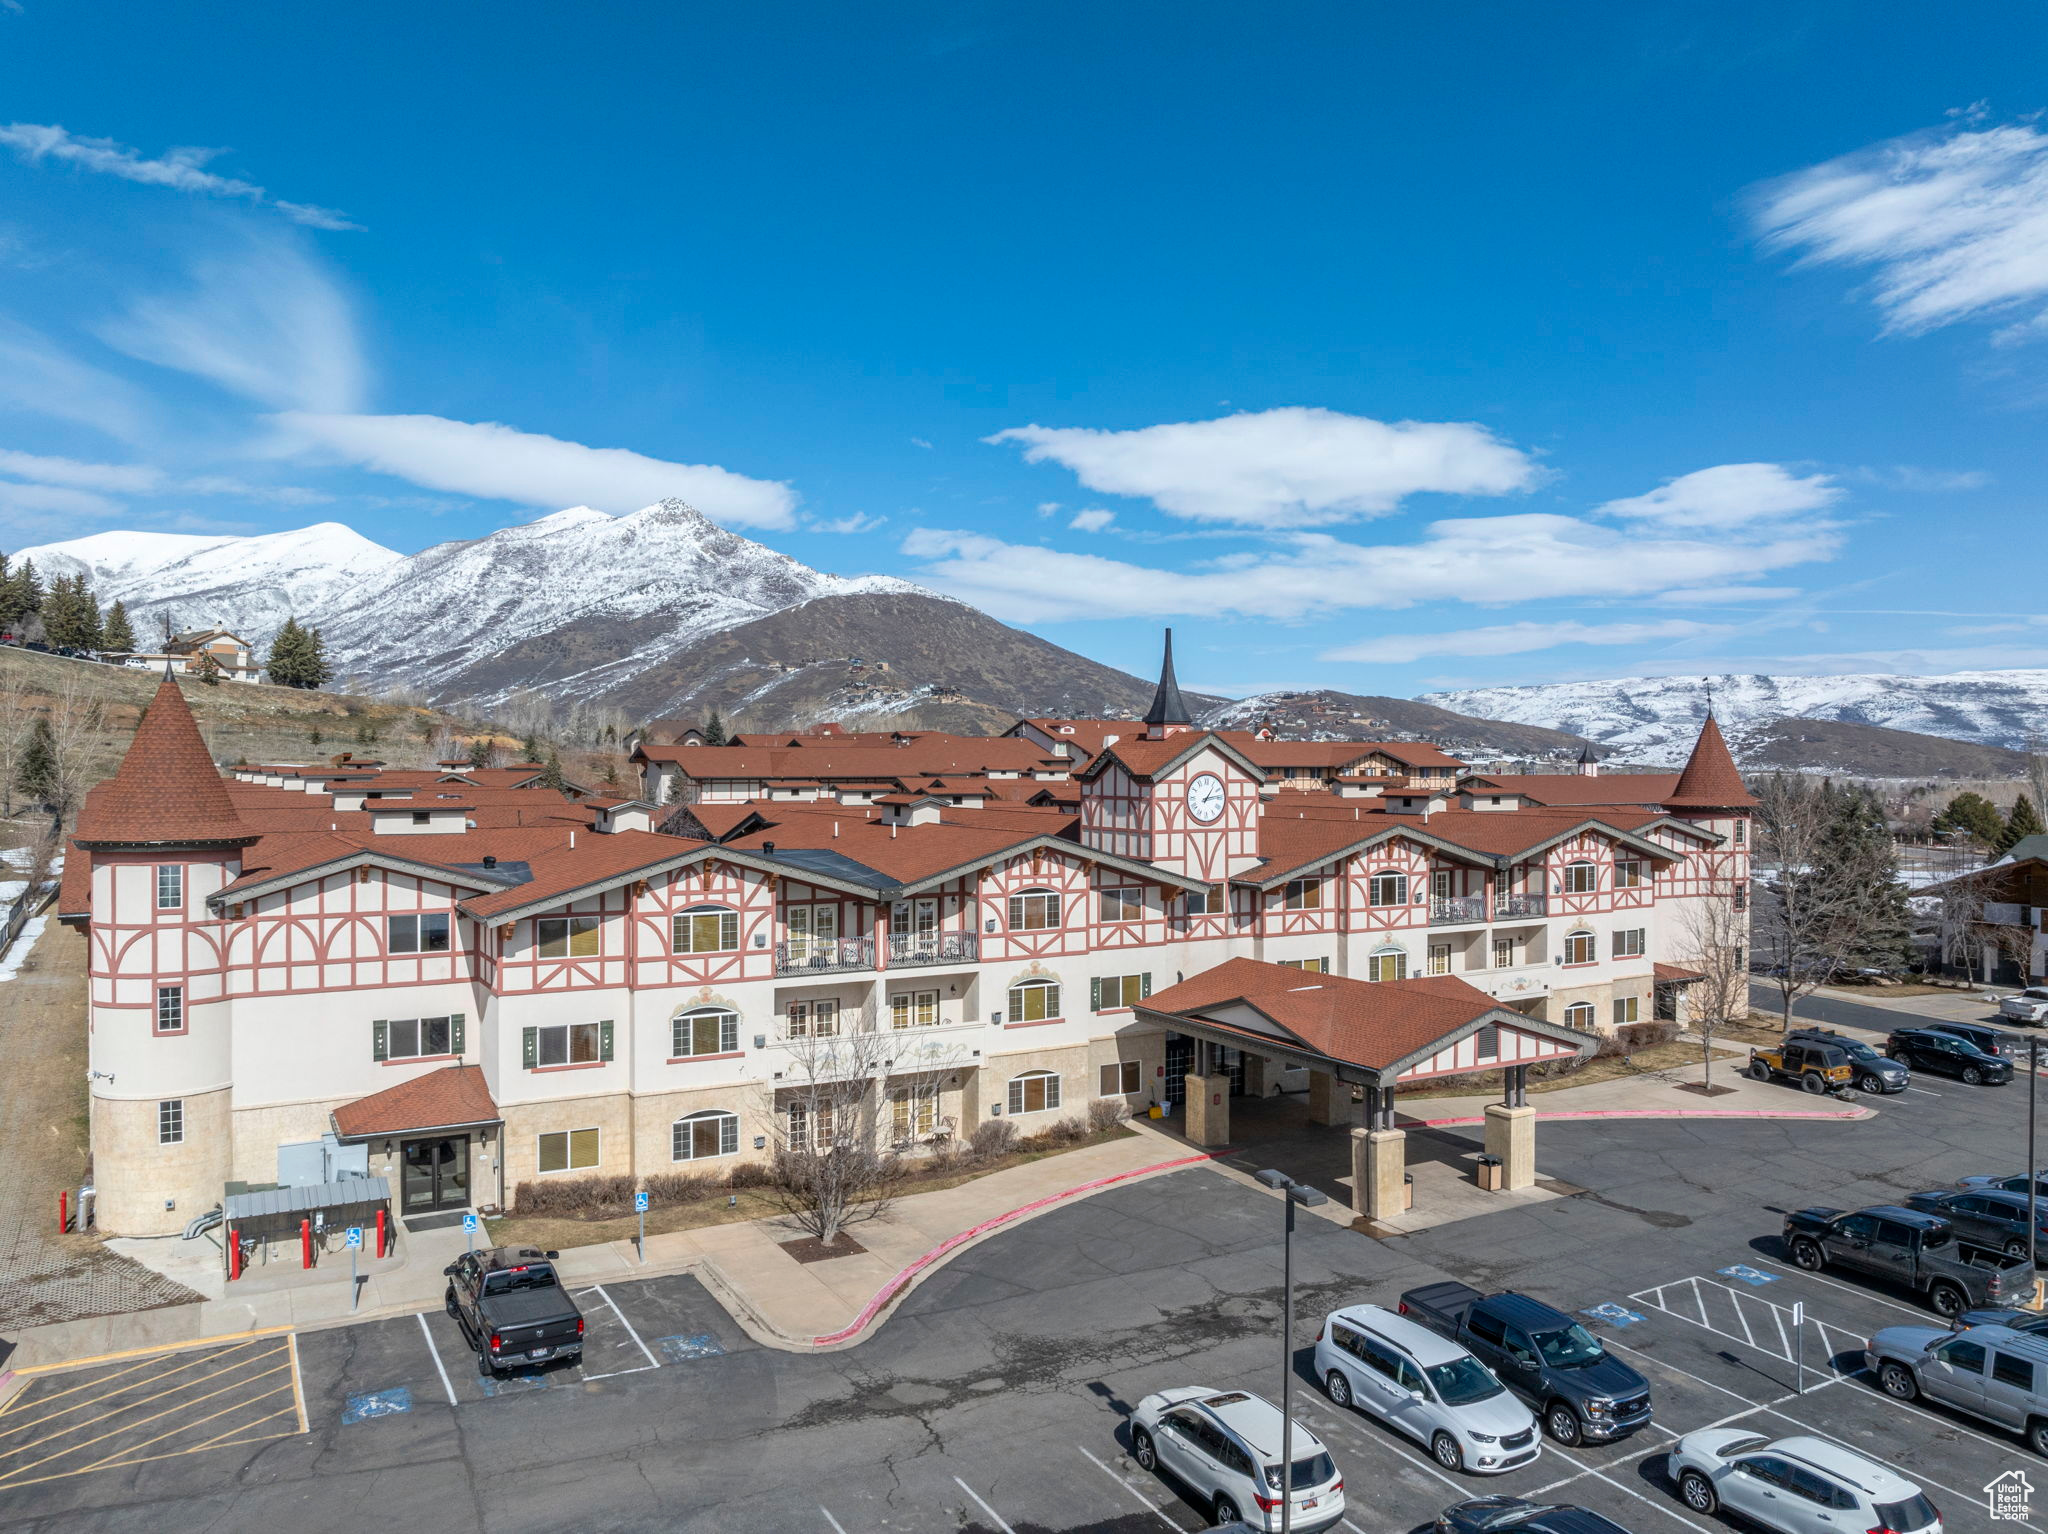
376, 1207, 388, 1259
57, 1189, 67, 1235
301, 1217, 314, 1270
228, 1225, 243, 1282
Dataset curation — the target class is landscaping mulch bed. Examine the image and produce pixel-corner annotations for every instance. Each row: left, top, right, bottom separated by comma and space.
779, 1233, 868, 1264
1675, 1081, 1741, 1097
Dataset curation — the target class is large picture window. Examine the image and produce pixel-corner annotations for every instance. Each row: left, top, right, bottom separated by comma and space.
1614, 859, 1647, 889
1099, 887, 1143, 922
1008, 889, 1061, 930
536, 915, 601, 958
1007, 978, 1060, 1022
525, 1020, 611, 1067
672, 1007, 739, 1058
537, 1127, 600, 1173
1367, 872, 1408, 907
1007, 1070, 1061, 1114
1284, 877, 1326, 910
1093, 973, 1149, 1009
1563, 929, 1596, 965
375, 1015, 461, 1060
1185, 886, 1225, 916
1563, 1002, 1596, 1030
673, 1110, 739, 1161
1612, 928, 1647, 958
388, 913, 451, 953
673, 906, 739, 953
1100, 1060, 1142, 1095
1562, 862, 1598, 894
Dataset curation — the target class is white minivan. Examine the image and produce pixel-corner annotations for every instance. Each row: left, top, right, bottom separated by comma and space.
1314, 1303, 1541, 1473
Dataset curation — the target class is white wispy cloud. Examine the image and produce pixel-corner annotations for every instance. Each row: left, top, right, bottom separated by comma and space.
814, 512, 885, 534
1645, 585, 1803, 606
0, 449, 159, 493
1753, 115, 2048, 339
1848, 465, 1992, 492
0, 317, 153, 442
1598, 463, 1841, 529
0, 479, 121, 519
987, 406, 1539, 527
0, 122, 359, 230
275, 412, 800, 528
1321, 619, 1724, 665
1068, 507, 1115, 532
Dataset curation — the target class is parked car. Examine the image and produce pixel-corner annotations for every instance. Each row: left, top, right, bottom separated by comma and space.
1314, 1303, 1540, 1473
1666, 1431, 1939, 1534
1953, 1307, 2048, 1334
1783, 1029, 1909, 1094
1960, 1170, 2048, 1199
1999, 988, 2048, 1025
443, 1245, 584, 1376
1746, 1038, 1856, 1095
1128, 1387, 1345, 1532
1781, 1205, 2031, 1316
1435, 1499, 1634, 1534
1926, 1020, 2016, 1058
1866, 1322, 2048, 1457
1886, 1028, 2013, 1085
1397, 1282, 1653, 1445
1904, 1189, 2048, 1262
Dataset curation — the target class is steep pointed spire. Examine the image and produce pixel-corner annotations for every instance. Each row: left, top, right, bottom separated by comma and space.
1577, 741, 1600, 777
74, 674, 255, 848
1142, 628, 1191, 738
1667, 711, 1754, 810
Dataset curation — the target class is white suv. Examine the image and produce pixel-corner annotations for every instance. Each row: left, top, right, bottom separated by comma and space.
1129, 1387, 1345, 1532
1314, 1304, 1541, 1473
1668, 1431, 1940, 1534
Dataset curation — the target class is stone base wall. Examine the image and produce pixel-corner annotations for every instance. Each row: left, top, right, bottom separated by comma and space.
92, 1087, 232, 1237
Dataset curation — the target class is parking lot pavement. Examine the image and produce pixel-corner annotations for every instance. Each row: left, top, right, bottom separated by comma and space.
0, 1333, 305, 1493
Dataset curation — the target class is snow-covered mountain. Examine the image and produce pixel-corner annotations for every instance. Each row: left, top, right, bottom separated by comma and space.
16, 523, 401, 649
1421, 671, 2048, 761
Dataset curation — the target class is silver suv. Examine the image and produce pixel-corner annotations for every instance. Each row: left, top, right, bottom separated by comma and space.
1668, 1431, 1940, 1534
1315, 1303, 1540, 1474
1129, 1387, 1345, 1533
1867, 1322, 2048, 1456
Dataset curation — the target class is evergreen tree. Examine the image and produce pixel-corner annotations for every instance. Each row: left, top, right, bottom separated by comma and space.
101, 599, 136, 653
1818, 785, 1913, 971
14, 716, 55, 806
520, 732, 540, 763
42, 573, 102, 651
466, 736, 493, 768
537, 750, 567, 791
191, 649, 223, 686
2000, 793, 2047, 852
703, 708, 727, 746
1934, 790, 2005, 846
268, 617, 332, 689
309, 726, 324, 747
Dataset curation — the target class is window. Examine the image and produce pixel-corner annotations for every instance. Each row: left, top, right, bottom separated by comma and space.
537, 1127, 600, 1173
155, 864, 183, 909
1278, 957, 1330, 973
536, 915, 601, 957
1612, 928, 1646, 958
1007, 978, 1061, 1022
1564, 1001, 1596, 1029
890, 1088, 938, 1141
1100, 1060, 1142, 1095
672, 1007, 739, 1057
1492, 937, 1518, 969
388, 913, 452, 954
1563, 862, 1598, 894
1467, 1309, 1507, 1347
786, 1098, 837, 1151
1099, 887, 1143, 922
1432, 870, 1453, 900
1474, 1024, 1499, 1061
1185, 885, 1225, 916
1994, 1352, 2036, 1390
673, 905, 739, 953
1614, 859, 1647, 889
786, 999, 839, 1037
1428, 943, 1451, 976
155, 986, 184, 1034
1734, 819, 1747, 846
379, 1016, 456, 1060
1366, 947, 1407, 982
1614, 995, 1640, 1026
1007, 1070, 1061, 1114
890, 990, 940, 1029
1094, 973, 1149, 1009
158, 1099, 184, 1144
527, 1020, 609, 1067
410, 811, 431, 825
1367, 872, 1407, 907
1285, 877, 1326, 910
1733, 881, 1749, 913
1935, 1338, 1987, 1374
1009, 889, 1061, 930
672, 1110, 739, 1161
1563, 929, 1596, 965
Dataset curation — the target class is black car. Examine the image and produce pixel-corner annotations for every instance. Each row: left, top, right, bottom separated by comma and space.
1926, 1021, 2018, 1059
1904, 1189, 2048, 1261
1887, 1028, 2014, 1084
443, 1245, 585, 1376
1437, 1499, 1633, 1534
1960, 1171, 2048, 1199
1786, 1028, 1910, 1093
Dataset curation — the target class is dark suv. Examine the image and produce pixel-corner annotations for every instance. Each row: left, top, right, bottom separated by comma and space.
1784, 1029, 1909, 1094
1887, 1028, 2013, 1085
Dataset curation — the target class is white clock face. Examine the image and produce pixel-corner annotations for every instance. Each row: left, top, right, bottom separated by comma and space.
1187, 773, 1226, 824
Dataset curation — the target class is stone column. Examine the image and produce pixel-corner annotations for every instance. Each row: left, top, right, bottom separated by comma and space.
1352, 1126, 1407, 1219
1484, 1102, 1537, 1191
1243, 1054, 1270, 1098
1184, 1074, 1232, 1146
1307, 1069, 1345, 1125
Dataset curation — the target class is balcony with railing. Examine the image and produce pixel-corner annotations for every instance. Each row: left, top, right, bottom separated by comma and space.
775, 937, 875, 975
887, 931, 980, 967
1428, 895, 1488, 925
1494, 893, 1548, 920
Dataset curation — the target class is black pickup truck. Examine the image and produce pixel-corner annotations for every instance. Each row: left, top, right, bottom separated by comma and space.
1782, 1205, 2032, 1317
443, 1245, 585, 1376
1398, 1282, 1654, 1446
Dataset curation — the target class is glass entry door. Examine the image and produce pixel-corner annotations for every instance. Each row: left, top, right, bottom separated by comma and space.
401, 1135, 471, 1213
1164, 1034, 1193, 1110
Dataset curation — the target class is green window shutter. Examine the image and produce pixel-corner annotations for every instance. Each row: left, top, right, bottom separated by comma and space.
450, 1013, 466, 1054
1140, 973, 1152, 999
1090, 977, 1101, 1012
371, 1019, 388, 1062
522, 1026, 538, 1070
600, 1019, 615, 1061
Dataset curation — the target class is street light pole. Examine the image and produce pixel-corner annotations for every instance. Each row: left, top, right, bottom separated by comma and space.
1256, 1168, 1328, 1534
2029, 1045, 2040, 1306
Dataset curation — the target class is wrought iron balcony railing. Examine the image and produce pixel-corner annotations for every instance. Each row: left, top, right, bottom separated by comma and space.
775, 938, 875, 975
886, 932, 979, 967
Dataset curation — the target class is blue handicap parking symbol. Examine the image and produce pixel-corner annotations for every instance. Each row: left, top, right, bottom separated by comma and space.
343, 1226, 363, 1250
634, 1192, 649, 1213
462, 1213, 479, 1232
1581, 1303, 1643, 1328
656, 1333, 725, 1363
478, 1369, 550, 1398
1716, 1264, 1778, 1287
341, 1387, 413, 1424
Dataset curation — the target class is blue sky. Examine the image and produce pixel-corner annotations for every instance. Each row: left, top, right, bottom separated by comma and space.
2, 3, 2046, 700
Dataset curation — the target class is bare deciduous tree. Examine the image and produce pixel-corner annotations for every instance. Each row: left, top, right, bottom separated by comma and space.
0, 679, 33, 820
1929, 871, 1987, 984
1679, 894, 1751, 1092
1751, 774, 1896, 1032
45, 675, 105, 826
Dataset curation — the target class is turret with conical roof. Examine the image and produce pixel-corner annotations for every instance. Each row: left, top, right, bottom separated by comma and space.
74, 673, 255, 848
1142, 628, 1191, 740
1666, 712, 1755, 810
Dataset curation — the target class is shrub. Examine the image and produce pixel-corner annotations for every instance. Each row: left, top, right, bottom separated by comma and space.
969, 1118, 1018, 1160
1086, 1097, 1128, 1134
1598, 1020, 1681, 1057
724, 1158, 776, 1189
512, 1173, 636, 1219
642, 1171, 718, 1205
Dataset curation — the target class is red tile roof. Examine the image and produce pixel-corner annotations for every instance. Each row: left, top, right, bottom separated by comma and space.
1667, 715, 1756, 809
1653, 963, 1705, 982
332, 1065, 500, 1139
74, 675, 255, 848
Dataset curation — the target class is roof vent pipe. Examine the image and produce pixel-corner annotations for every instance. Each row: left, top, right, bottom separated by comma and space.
483, 855, 497, 868
763, 841, 776, 855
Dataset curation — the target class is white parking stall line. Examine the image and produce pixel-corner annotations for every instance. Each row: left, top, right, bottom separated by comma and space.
1076, 1446, 1183, 1532
1904, 1085, 1942, 1096
415, 1312, 459, 1406
954, 1475, 1017, 1534
1543, 1442, 1715, 1534
1743, 1256, 1933, 1321
818, 1508, 850, 1534
1629, 1273, 1865, 1374
577, 1284, 661, 1379
1291, 1401, 1468, 1497
1761, 1403, 2043, 1531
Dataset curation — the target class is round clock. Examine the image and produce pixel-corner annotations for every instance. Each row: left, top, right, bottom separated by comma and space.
1187, 773, 1226, 824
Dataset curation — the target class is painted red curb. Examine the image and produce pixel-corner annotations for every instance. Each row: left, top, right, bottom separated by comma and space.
811, 1151, 1222, 1346
1408, 1107, 1866, 1128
